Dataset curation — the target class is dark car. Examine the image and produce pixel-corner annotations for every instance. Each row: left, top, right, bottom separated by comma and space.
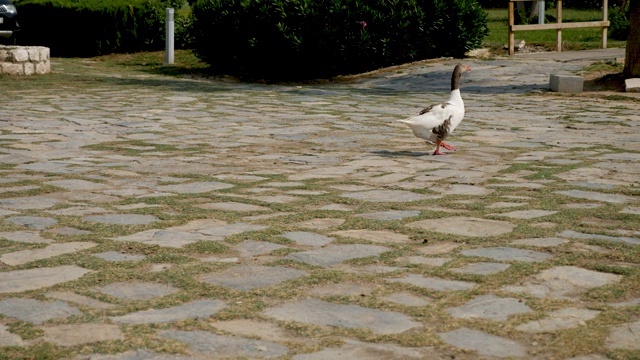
0, 0, 19, 44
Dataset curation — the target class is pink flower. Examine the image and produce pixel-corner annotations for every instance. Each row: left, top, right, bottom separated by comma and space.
359, 21, 367, 29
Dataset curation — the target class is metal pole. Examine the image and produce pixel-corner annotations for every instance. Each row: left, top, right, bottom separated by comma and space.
538, 0, 545, 24
165, 8, 174, 65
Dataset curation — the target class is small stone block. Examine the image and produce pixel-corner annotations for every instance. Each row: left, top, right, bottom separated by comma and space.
549, 74, 583, 93
625, 78, 640, 93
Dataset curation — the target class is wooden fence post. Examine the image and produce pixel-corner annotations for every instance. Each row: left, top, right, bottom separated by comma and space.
556, 0, 562, 52
508, 1, 515, 56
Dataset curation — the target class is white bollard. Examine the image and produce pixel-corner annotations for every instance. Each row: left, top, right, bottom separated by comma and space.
165, 8, 174, 64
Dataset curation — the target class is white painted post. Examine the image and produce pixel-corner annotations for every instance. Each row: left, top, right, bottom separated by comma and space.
538, 0, 545, 24
165, 8, 174, 65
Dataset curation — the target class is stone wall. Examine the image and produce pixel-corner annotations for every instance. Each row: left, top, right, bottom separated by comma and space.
0, 46, 50, 75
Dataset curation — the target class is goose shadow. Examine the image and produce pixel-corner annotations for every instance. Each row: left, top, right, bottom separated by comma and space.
370, 149, 432, 157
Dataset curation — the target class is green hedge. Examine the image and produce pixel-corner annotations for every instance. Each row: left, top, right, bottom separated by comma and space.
191, 0, 488, 80
15, 0, 182, 56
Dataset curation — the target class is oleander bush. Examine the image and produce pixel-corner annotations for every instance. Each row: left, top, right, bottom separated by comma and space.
15, 0, 185, 56
190, 0, 488, 80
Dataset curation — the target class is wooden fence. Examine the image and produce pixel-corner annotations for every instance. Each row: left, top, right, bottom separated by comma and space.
508, 0, 610, 55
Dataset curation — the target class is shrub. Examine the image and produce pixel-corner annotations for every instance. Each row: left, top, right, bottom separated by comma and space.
190, 0, 488, 80
15, 0, 186, 56
609, 3, 630, 40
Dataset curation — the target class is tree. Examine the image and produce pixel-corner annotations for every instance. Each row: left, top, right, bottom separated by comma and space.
624, 0, 640, 77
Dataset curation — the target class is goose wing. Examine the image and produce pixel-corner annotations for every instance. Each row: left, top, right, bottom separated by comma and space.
399, 102, 460, 129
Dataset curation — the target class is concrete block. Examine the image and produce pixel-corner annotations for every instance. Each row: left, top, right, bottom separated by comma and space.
549, 74, 583, 93
625, 78, 640, 93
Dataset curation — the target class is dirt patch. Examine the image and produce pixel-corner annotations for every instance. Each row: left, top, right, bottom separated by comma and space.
584, 72, 626, 92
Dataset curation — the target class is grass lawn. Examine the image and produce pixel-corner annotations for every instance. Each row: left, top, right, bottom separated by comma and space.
483, 7, 626, 51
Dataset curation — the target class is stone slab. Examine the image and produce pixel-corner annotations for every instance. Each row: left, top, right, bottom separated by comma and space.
332, 229, 412, 244
110, 299, 226, 324
340, 190, 437, 202
382, 292, 432, 307
493, 209, 557, 219
83, 214, 159, 225
41, 323, 123, 347
439, 327, 528, 358
0, 323, 24, 347
461, 247, 552, 263
0, 298, 82, 324
510, 237, 569, 247
263, 298, 421, 335
46, 291, 115, 309
559, 230, 640, 246
280, 231, 334, 247
294, 218, 346, 229
45, 179, 110, 190
314, 203, 354, 211
0, 265, 92, 294
200, 265, 307, 291
0, 196, 58, 210
0, 231, 52, 244
406, 216, 515, 237
211, 319, 306, 343
292, 339, 438, 360
1, 241, 97, 266
92, 251, 147, 262
95, 282, 179, 300
417, 242, 462, 255
606, 321, 640, 350
501, 266, 622, 300
286, 244, 388, 267
90, 350, 198, 360
308, 282, 377, 297
197, 222, 268, 237
156, 181, 234, 193
112, 229, 220, 248
159, 330, 288, 358
355, 210, 421, 220
404, 256, 450, 267
386, 274, 476, 291
447, 294, 533, 321
196, 201, 271, 212
516, 308, 600, 332
234, 239, 288, 257
451, 262, 511, 275
555, 190, 634, 204
5, 215, 58, 230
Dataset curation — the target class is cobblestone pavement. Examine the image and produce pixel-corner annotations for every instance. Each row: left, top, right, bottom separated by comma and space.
0, 52, 639, 359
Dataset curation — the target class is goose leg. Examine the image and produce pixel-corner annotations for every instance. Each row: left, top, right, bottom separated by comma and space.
433, 140, 447, 155
440, 142, 456, 151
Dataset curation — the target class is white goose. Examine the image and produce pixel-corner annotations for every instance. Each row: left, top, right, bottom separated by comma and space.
398, 63, 470, 155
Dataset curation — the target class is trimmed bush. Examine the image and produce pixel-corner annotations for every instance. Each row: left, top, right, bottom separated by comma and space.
15, 0, 184, 56
191, 0, 488, 80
